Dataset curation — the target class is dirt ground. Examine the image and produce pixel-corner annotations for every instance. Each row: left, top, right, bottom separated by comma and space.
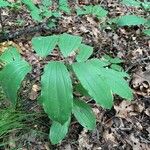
0, 0, 150, 150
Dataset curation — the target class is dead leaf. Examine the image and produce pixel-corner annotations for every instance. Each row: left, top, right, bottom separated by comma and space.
29, 84, 40, 100
114, 101, 134, 119
78, 129, 93, 150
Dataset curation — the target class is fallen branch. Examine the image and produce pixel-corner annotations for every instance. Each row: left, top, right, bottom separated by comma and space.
0, 21, 64, 42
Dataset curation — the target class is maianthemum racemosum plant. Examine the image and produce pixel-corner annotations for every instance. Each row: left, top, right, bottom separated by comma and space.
0, 33, 133, 144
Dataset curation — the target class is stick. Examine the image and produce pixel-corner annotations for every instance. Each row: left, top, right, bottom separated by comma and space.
0, 21, 65, 42
0, 9, 4, 33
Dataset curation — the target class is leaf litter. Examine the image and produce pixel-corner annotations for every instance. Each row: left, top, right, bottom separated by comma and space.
0, 0, 150, 149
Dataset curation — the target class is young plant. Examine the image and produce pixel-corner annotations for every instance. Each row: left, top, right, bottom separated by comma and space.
0, 33, 133, 144
110, 0, 150, 36
122, 0, 150, 10
76, 5, 108, 19
59, 0, 71, 14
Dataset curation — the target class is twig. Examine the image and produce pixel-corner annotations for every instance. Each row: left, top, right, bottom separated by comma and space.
0, 21, 66, 42
0, 8, 4, 33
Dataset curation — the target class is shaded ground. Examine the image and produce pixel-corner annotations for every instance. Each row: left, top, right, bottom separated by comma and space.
0, 0, 150, 149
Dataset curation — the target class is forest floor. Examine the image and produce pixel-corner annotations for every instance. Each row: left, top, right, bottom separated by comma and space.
0, 0, 150, 150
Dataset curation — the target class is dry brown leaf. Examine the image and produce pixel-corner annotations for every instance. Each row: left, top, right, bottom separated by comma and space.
29, 84, 40, 100
129, 134, 150, 150
114, 101, 134, 119
132, 65, 150, 87
78, 129, 93, 150
103, 130, 117, 146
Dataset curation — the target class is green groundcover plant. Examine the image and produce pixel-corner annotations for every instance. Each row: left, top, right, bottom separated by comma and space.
0, 33, 133, 144
0, 0, 70, 22
111, 0, 150, 36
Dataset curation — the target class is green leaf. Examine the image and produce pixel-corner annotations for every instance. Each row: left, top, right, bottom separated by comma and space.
43, 9, 52, 17
142, 2, 150, 10
21, 0, 38, 11
58, 33, 82, 57
87, 58, 110, 67
21, 0, 41, 21
94, 68, 133, 100
109, 58, 123, 64
59, 0, 71, 14
30, 10, 42, 21
76, 44, 93, 62
0, 0, 10, 7
145, 20, 150, 28
72, 62, 113, 109
76, 5, 107, 18
76, 5, 93, 16
49, 118, 70, 144
143, 29, 150, 36
0, 47, 21, 64
39, 61, 73, 124
103, 55, 123, 64
0, 60, 32, 105
110, 64, 123, 71
52, 11, 61, 17
73, 99, 96, 130
113, 15, 147, 26
122, 0, 141, 7
32, 35, 58, 57
92, 5, 108, 18
42, 0, 52, 7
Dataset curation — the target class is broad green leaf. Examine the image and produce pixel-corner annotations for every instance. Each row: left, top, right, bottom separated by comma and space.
76, 44, 93, 62
122, 0, 141, 7
143, 29, 150, 36
59, 0, 71, 14
49, 118, 70, 144
73, 99, 96, 130
0, 60, 32, 105
142, 2, 150, 10
72, 62, 113, 109
113, 15, 147, 26
42, 0, 52, 7
109, 58, 123, 64
32, 35, 58, 57
39, 61, 73, 123
52, 11, 61, 17
145, 20, 150, 28
110, 64, 123, 72
43, 9, 52, 17
0, 0, 10, 7
21, 0, 41, 21
76, 5, 93, 15
76, 5, 107, 18
0, 47, 21, 64
92, 5, 108, 18
87, 58, 110, 67
30, 10, 42, 21
94, 68, 133, 100
103, 55, 123, 64
58, 33, 82, 57
21, 0, 39, 11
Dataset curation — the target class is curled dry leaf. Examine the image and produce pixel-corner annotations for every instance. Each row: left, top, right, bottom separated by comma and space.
132, 65, 150, 88
29, 84, 40, 100
129, 134, 150, 150
103, 130, 117, 146
78, 129, 93, 150
114, 101, 134, 119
